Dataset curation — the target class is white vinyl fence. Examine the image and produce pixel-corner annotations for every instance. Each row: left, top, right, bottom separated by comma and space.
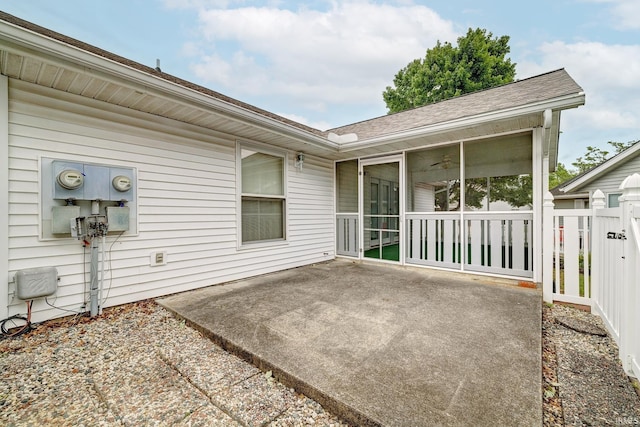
544, 173, 640, 379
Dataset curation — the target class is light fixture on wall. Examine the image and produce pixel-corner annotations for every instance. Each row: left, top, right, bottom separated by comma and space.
295, 152, 305, 170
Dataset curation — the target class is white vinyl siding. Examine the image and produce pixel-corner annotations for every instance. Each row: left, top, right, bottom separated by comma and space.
5, 79, 334, 323
580, 155, 640, 196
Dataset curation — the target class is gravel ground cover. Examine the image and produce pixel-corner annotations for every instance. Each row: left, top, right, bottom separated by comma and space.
542, 303, 640, 426
0, 300, 349, 426
2, 299, 639, 426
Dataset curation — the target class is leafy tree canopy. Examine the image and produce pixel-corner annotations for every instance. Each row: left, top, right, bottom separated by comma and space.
551, 140, 638, 188
549, 162, 576, 190
383, 28, 516, 113
571, 140, 637, 174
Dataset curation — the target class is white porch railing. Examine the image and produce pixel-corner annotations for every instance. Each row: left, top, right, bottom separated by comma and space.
544, 173, 640, 379
406, 213, 461, 269
406, 212, 533, 277
336, 214, 358, 257
464, 212, 533, 277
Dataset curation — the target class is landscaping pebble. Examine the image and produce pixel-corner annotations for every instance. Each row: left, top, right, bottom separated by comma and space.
0, 300, 349, 426
3, 299, 639, 426
543, 303, 640, 426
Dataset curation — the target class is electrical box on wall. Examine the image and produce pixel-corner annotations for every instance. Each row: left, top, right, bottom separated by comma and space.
15, 267, 58, 300
106, 206, 130, 232
51, 206, 81, 234
41, 158, 138, 239
82, 164, 111, 200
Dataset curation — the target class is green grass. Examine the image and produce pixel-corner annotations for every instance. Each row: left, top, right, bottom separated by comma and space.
364, 243, 400, 261
555, 269, 588, 297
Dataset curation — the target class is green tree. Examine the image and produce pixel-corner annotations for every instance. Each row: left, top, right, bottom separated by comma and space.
489, 175, 533, 207
571, 140, 637, 173
383, 28, 516, 113
549, 162, 576, 189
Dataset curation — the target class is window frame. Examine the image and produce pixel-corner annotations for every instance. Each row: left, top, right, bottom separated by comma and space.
236, 142, 288, 248
607, 192, 622, 208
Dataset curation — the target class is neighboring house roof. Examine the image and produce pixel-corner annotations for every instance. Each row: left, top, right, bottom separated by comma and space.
555, 141, 640, 194
0, 11, 585, 160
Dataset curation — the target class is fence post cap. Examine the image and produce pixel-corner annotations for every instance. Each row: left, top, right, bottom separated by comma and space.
592, 189, 606, 207
619, 173, 640, 190
620, 173, 640, 200
543, 191, 555, 207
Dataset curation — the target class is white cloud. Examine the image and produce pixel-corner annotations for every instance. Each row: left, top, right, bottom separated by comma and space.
276, 112, 332, 130
581, 0, 640, 30
179, 1, 457, 113
518, 40, 640, 133
612, 0, 640, 30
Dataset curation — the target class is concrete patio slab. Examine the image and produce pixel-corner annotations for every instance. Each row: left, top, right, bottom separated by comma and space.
157, 260, 541, 426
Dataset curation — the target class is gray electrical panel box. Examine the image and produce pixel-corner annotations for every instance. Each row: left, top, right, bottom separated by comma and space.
42, 158, 138, 238
51, 206, 81, 234
106, 206, 130, 232
15, 267, 58, 300
82, 164, 111, 201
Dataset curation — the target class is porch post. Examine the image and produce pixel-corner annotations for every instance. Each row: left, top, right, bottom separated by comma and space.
0, 75, 9, 322
619, 173, 640, 375
542, 191, 554, 303
532, 127, 544, 284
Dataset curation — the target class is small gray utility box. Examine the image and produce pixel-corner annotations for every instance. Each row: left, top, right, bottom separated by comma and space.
15, 267, 58, 300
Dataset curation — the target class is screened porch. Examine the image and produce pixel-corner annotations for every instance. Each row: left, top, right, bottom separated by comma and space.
336, 133, 535, 279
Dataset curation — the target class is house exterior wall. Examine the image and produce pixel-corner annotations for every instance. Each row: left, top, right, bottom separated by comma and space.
578, 155, 640, 198
554, 155, 640, 209
5, 79, 334, 323
553, 199, 580, 209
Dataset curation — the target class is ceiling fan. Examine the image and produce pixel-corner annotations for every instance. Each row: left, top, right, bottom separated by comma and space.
430, 154, 458, 169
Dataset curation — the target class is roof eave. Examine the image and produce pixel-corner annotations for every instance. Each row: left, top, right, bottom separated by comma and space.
561, 142, 640, 192
337, 92, 585, 153
0, 19, 339, 152
553, 192, 590, 199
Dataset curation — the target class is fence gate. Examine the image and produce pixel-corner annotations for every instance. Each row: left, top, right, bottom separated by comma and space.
543, 173, 640, 379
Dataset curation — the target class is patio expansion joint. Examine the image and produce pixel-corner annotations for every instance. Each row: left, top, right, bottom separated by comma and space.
155, 347, 252, 427
89, 376, 125, 425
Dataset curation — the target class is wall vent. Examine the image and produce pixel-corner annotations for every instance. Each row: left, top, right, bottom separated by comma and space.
150, 251, 167, 267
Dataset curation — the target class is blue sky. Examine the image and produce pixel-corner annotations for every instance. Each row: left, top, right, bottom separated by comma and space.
2, 0, 639, 166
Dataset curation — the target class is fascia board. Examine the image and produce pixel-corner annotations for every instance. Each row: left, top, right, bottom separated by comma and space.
553, 192, 589, 199
337, 93, 585, 153
0, 21, 339, 151
561, 143, 640, 192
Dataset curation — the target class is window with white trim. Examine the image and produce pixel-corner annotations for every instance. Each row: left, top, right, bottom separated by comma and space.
608, 192, 622, 208
239, 145, 286, 244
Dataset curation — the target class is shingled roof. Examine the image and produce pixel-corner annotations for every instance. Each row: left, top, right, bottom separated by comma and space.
328, 69, 583, 140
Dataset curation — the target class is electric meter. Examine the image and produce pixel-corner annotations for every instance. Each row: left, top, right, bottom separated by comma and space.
56, 169, 84, 190
112, 175, 132, 192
